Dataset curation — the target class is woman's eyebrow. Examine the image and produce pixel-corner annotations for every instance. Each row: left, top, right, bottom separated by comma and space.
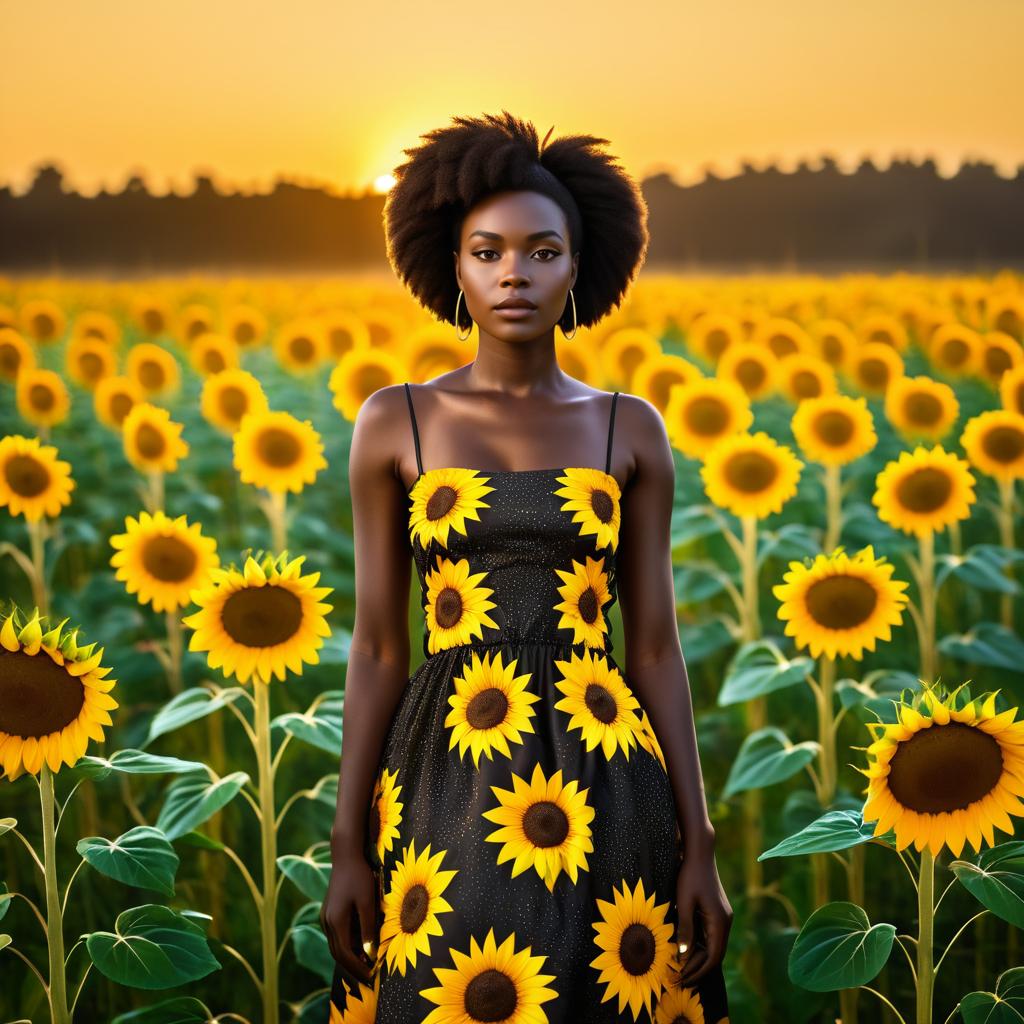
468, 230, 564, 242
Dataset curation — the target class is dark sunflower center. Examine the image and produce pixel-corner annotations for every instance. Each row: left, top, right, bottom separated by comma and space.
33, 312, 56, 339
139, 360, 166, 390
813, 410, 855, 447
141, 535, 199, 582
769, 334, 799, 358
705, 329, 730, 358
996, 310, 1023, 336
985, 346, 1012, 376
651, 370, 681, 410
522, 799, 569, 847
357, 365, 391, 395
221, 584, 303, 647
142, 309, 164, 334
204, 350, 226, 373
187, 320, 209, 341
981, 425, 1024, 464
821, 334, 844, 364
584, 682, 618, 723
110, 393, 134, 425
792, 370, 822, 398
904, 392, 943, 426
219, 386, 248, 421
736, 358, 766, 391
0, 649, 86, 738
805, 575, 878, 629
684, 396, 729, 436
290, 336, 314, 362
30, 384, 55, 411
591, 489, 614, 524
577, 587, 599, 624
619, 922, 656, 975
723, 451, 778, 493
940, 339, 969, 367
0, 343, 20, 373
136, 423, 167, 459
464, 968, 517, 1022
466, 687, 508, 729
859, 358, 889, 390
80, 352, 104, 381
4, 454, 50, 498
427, 485, 458, 521
895, 467, 953, 513
235, 322, 256, 345
399, 882, 428, 933
256, 427, 302, 468
886, 721, 1004, 813
435, 587, 463, 629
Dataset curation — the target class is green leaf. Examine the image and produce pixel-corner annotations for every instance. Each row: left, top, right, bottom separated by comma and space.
73, 749, 208, 781
0, 883, 10, 922
836, 670, 919, 711
156, 771, 250, 841
0, 817, 15, 837
272, 696, 343, 757
292, 923, 335, 984
670, 504, 725, 549
757, 523, 820, 565
278, 848, 332, 902
952, 841, 1024, 929
0, 933, 10, 950
175, 830, 226, 852
679, 617, 736, 666
674, 563, 730, 604
937, 546, 1022, 595
145, 687, 250, 746
723, 727, 820, 798
760, 809, 888, 860
110, 996, 214, 1024
718, 639, 814, 706
959, 966, 1024, 1024
77, 826, 179, 896
85, 904, 220, 989
939, 622, 1024, 671
788, 901, 895, 992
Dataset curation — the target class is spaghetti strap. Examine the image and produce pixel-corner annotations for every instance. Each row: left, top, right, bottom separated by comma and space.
605, 390, 619, 475
404, 382, 424, 477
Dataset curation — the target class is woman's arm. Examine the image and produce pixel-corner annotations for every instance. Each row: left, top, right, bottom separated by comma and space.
614, 393, 732, 985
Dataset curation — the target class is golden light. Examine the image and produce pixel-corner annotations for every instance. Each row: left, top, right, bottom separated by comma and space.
373, 174, 396, 193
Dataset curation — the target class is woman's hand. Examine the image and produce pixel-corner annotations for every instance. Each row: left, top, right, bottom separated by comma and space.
673, 844, 733, 988
320, 848, 379, 987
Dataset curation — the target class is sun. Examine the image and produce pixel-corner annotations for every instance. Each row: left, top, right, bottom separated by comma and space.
374, 174, 396, 193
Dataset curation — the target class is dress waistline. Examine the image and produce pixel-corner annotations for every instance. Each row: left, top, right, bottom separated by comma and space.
423, 637, 614, 660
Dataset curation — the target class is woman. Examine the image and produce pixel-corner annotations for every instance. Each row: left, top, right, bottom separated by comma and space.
321, 111, 731, 1022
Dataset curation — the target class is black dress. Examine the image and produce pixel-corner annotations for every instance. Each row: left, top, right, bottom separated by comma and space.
327, 385, 730, 1023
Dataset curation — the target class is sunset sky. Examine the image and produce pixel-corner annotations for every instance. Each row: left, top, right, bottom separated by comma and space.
3, 0, 1022, 197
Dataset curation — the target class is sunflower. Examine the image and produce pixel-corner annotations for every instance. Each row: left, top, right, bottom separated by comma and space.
72, 310, 121, 348
482, 761, 595, 890
369, 766, 404, 866
445, 650, 539, 769
200, 368, 269, 435
19, 299, 66, 344
778, 353, 838, 403
182, 551, 334, 685
126, 342, 180, 397
600, 327, 662, 386
553, 649, 645, 761
873, 445, 976, 537
409, 469, 496, 549
772, 545, 909, 660
656, 975, 706, 1024
664, 378, 753, 460
632, 354, 704, 415
328, 349, 406, 421
0, 604, 117, 781
274, 319, 327, 375
0, 327, 35, 381
687, 312, 743, 364
233, 409, 326, 494
420, 926, 559, 1024
701, 431, 803, 520
987, 293, 1024, 342
856, 313, 909, 352
328, 972, 379, 1023
176, 303, 215, 346
715, 343, 779, 401
423, 554, 499, 655
978, 331, 1023, 386
791, 394, 876, 466
635, 709, 668, 772
404, 325, 467, 382
0, 435, 75, 521
132, 296, 171, 337
16, 368, 70, 428
377, 837, 458, 976
122, 402, 189, 473
809, 319, 857, 370
93, 375, 144, 431
320, 309, 371, 360
859, 684, 1024, 857
884, 375, 959, 441
847, 341, 905, 396
554, 467, 621, 552
66, 336, 117, 390
751, 317, 813, 360
961, 409, 1024, 480
590, 876, 676, 1021
224, 304, 267, 348
553, 554, 613, 649
110, 510, 220, 612
929, 322, 981, 378
1000, 364, 1024, 416
188, 332, 239, 377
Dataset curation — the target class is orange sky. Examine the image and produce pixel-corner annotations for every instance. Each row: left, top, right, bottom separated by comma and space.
3, 0, 1022, 197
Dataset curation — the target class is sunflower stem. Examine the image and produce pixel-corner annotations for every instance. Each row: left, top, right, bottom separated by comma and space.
146, 470, 164, 514
263, 489, 287, 553
823, 463, 842, 552
40, 763, 71, 1024
26, 519, 49, 618
811, 655, 838, 908
997, 477, 1016, 630
165, 609, 184, 695
915, 848, 935, 1024
918, 532, 937, 685
253, 680, 280, 1024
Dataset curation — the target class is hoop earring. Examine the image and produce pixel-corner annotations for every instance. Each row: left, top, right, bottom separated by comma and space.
560, 288, 578, 340
454, 289, 473, 341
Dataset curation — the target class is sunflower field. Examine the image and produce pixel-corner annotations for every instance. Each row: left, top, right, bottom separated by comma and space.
1, 271, 1024, 1024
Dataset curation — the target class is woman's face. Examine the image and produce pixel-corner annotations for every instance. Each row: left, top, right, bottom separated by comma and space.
453, 190, 578, 341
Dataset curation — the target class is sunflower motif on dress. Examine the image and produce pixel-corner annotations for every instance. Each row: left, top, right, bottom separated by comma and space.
409, 468, 495, 549
634, 709, 669, 773
553, 649, 646, 761
424, 554, 499, 655
657, 959, 708, 1023
552, 554, 613, 648
445, 650, 540, 769
328, 972, 379, 1023
419, 927, 559, 1024
369, 766, 404, 867
553, 467, 621, 552
590, 876, 676, 1021
482, 762, 596, 892
378, 838, 458, 976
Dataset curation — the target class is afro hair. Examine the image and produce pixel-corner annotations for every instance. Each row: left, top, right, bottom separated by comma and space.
383, 110, 649, 333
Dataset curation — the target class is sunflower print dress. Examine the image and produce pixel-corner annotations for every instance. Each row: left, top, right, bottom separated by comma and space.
327, 385, 730, 1023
